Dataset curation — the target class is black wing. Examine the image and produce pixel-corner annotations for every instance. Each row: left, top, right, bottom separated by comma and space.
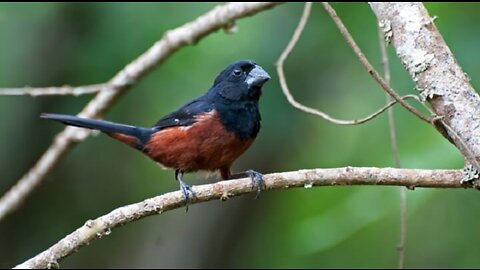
153, 97, 214, 130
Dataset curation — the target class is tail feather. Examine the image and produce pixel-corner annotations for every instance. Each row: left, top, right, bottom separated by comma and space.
41, 113, 153, 149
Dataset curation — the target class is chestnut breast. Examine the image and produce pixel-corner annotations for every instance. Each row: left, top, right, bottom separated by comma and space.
144, 110, 254, 172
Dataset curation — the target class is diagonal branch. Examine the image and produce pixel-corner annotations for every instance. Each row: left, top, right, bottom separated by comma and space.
14, 167, 464, 269
276, 2, 422, 126
0, 2, 283, 221
321, 3, 432, 124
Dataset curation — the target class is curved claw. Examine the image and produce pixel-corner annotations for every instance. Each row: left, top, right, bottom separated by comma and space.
246, 170, 266, 199
176, 169, 196, 212
179, 180, 196, 212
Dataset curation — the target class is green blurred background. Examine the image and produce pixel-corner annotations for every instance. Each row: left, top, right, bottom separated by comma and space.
1, 2, 479, 268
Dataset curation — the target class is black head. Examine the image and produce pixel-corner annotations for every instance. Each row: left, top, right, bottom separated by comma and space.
210, 60, 270, 102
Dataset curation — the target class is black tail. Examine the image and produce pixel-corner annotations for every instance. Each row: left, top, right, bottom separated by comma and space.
41, 113, 153, 149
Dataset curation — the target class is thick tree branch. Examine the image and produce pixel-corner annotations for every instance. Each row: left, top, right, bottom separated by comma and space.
14, 167, 465, 269
0, 2, 282, 221
370, 2, 480, 169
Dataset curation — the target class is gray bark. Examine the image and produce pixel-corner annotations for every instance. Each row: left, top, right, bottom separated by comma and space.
371, 2, 480, 167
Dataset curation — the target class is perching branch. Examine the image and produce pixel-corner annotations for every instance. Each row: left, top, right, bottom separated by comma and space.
0, 84, 105, 96
0, 2, 282, 221
369, 2, 480, 170
14, 167, 465, 269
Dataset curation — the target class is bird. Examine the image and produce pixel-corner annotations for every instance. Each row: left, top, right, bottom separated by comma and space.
41, 60, 271, 210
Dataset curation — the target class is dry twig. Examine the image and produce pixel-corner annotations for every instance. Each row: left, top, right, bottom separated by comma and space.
377, 23, 406, 269
276, 3, 423, 126
322, 3, 432, 124
0, 84, 105, 96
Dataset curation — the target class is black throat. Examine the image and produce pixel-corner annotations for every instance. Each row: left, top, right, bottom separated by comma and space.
214, 99, 261, 140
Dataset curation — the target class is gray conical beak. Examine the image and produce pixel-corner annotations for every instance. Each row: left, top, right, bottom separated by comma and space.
246, 65, 271, 88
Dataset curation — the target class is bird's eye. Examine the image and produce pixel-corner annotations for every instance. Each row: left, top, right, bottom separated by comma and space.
233, 69, 242, 77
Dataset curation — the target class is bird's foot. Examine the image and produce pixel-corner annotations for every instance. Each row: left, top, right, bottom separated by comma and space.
178, 179, 196, 212
246, 170, 266, 199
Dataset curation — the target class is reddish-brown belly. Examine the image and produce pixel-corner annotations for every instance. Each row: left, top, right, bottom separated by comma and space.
144, 111, 253, 173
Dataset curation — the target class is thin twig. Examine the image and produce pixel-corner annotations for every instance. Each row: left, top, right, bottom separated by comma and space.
321, 3, 432, 124
0, 84, 105, 96
378, 32, 400, 167
377, 25, 406, 269
0, 2, 282, 221
398, 184, 407, 267
345, 94, 421, 125
276, 2, 419, 125
14, 167, 464, 269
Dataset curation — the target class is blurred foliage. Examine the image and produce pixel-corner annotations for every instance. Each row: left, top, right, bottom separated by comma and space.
0, 2, 479, 268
